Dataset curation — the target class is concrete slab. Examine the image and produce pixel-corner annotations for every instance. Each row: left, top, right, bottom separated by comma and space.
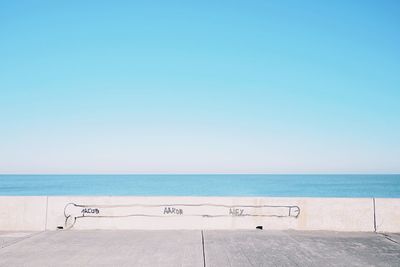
0, 230, 399, 267
0, 230, 203, 267
204, 230, 400, 267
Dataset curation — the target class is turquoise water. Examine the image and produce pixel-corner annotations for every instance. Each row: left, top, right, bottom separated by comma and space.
0, 174, 399, 197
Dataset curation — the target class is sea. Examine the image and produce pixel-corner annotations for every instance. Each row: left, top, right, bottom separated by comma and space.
0, 174, 399, 197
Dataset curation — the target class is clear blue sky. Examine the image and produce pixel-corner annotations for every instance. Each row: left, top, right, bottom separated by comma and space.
1, 1, 399, 174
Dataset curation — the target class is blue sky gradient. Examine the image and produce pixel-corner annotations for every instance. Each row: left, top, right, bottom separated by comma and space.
1, 1, 399, 173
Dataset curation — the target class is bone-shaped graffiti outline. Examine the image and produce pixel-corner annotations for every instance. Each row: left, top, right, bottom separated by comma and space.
64, 203, 300, 229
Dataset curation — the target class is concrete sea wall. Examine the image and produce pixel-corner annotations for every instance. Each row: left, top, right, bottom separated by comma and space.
0, 197, 399, 232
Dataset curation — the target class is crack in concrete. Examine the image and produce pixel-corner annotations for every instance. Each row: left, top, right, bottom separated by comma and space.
201, 230, 206, 267
0, 231, 46, 250
379, 233, 400, 246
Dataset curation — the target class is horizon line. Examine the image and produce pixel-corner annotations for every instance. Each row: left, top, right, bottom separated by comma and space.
1, 173, 399, 175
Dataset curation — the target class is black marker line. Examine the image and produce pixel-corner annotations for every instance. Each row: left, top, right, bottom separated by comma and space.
67, 203, 299, 209
76, 214, 296, 219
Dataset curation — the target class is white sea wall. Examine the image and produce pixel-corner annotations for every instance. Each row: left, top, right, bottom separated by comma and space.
0, 196, 399, 232
375, 198, 400, 233
0, 196, 47, 231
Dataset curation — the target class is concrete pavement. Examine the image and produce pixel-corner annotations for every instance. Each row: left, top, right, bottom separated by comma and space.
0, 230, 399, 267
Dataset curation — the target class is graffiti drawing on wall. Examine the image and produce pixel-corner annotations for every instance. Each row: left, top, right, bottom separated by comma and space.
63, 202, 300, 229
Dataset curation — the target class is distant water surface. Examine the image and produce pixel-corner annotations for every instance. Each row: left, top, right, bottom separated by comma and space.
0, 175, 399, 197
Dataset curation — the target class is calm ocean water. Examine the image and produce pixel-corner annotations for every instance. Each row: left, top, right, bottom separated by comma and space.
0, 174, 399, 197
